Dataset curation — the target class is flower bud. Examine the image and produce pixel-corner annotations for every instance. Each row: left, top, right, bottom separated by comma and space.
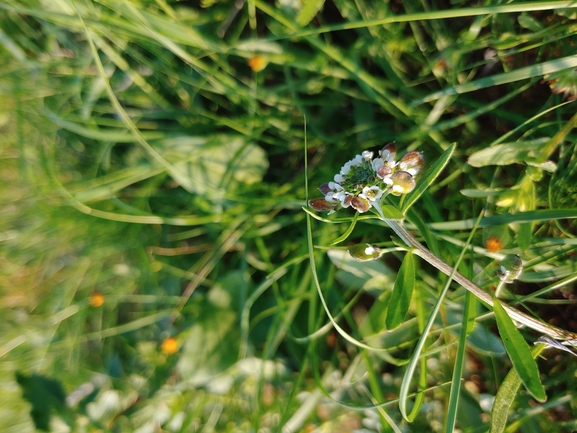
390, 171, 416, 195
397, 151, 425, 177
377, 165, 392, 180
348, 244, 383, 261
319, 183, 332, 195
379, 143, 397, 162
497, 254, 523, 283
309, 198, 338, 212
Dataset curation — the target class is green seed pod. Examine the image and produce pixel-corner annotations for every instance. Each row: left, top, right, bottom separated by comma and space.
390, 171, 416, 195
497, 254, 523, 283
397, 151, 425, 177
348, 243, 383, 261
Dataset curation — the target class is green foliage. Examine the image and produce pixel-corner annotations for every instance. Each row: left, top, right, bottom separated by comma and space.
1, 0, 577, 431
15, 372, 67, 431
385, 252, 415, 330
493, 300, 547, 402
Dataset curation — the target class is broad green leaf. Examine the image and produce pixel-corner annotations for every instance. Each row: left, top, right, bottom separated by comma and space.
517, 14, 544, 31
401, 142, 455, 215
490, 344, 546, 433
385, 252, 415, 330
467, 138, 549, 167
493, 299, 547, 402
156, 135, 268, 197
177, 285, 242, 385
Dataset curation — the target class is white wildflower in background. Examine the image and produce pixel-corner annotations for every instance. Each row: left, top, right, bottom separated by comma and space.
544, 67, 577, 101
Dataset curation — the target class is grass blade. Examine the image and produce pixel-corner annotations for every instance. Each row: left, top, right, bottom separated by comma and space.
445, 291, 473, 433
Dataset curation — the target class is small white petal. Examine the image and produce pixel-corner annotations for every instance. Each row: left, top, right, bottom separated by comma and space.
365, 246, 376, 255
328, 181, 341, 190
392, 185, 404, 194
334, 173, 345, 183
362, 150, 373, 161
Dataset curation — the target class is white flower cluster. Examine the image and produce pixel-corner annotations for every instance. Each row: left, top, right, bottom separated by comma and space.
310, 143, 425, 214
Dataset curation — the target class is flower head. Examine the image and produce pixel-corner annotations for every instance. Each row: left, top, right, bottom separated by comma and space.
309, 143, 425, 214
543, 68, 577, 101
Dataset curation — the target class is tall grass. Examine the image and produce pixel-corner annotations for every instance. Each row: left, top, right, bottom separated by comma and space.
1, 0, 577, 431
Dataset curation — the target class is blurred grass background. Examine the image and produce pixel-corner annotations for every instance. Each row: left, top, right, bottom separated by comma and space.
1, 0, 577, 432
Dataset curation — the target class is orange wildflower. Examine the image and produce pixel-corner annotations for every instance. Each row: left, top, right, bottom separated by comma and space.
89, 291, 105, 307
161, 337, 179, 355
485, 236, 503, 253
248, 55, 267, 72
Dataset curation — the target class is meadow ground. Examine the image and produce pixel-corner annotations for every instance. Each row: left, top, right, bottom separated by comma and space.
1, 1, 577, 432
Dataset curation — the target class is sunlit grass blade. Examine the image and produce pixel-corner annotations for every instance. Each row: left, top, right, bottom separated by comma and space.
414, 55, 577, 105
427, 209, 577, 230
493, 299, 547, 402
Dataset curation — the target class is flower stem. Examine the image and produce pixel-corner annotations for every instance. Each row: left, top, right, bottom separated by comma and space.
381, 217, 577, 342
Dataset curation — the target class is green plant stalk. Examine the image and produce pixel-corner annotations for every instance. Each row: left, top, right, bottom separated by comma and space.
373, 205, 577, 342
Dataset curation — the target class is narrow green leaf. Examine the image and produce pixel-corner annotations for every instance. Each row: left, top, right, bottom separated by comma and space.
493, 300, 547, 402
331, 212, 358, 245
386, 252, 415, 330
401, 143, 456, 215
490, 344, 546, 433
